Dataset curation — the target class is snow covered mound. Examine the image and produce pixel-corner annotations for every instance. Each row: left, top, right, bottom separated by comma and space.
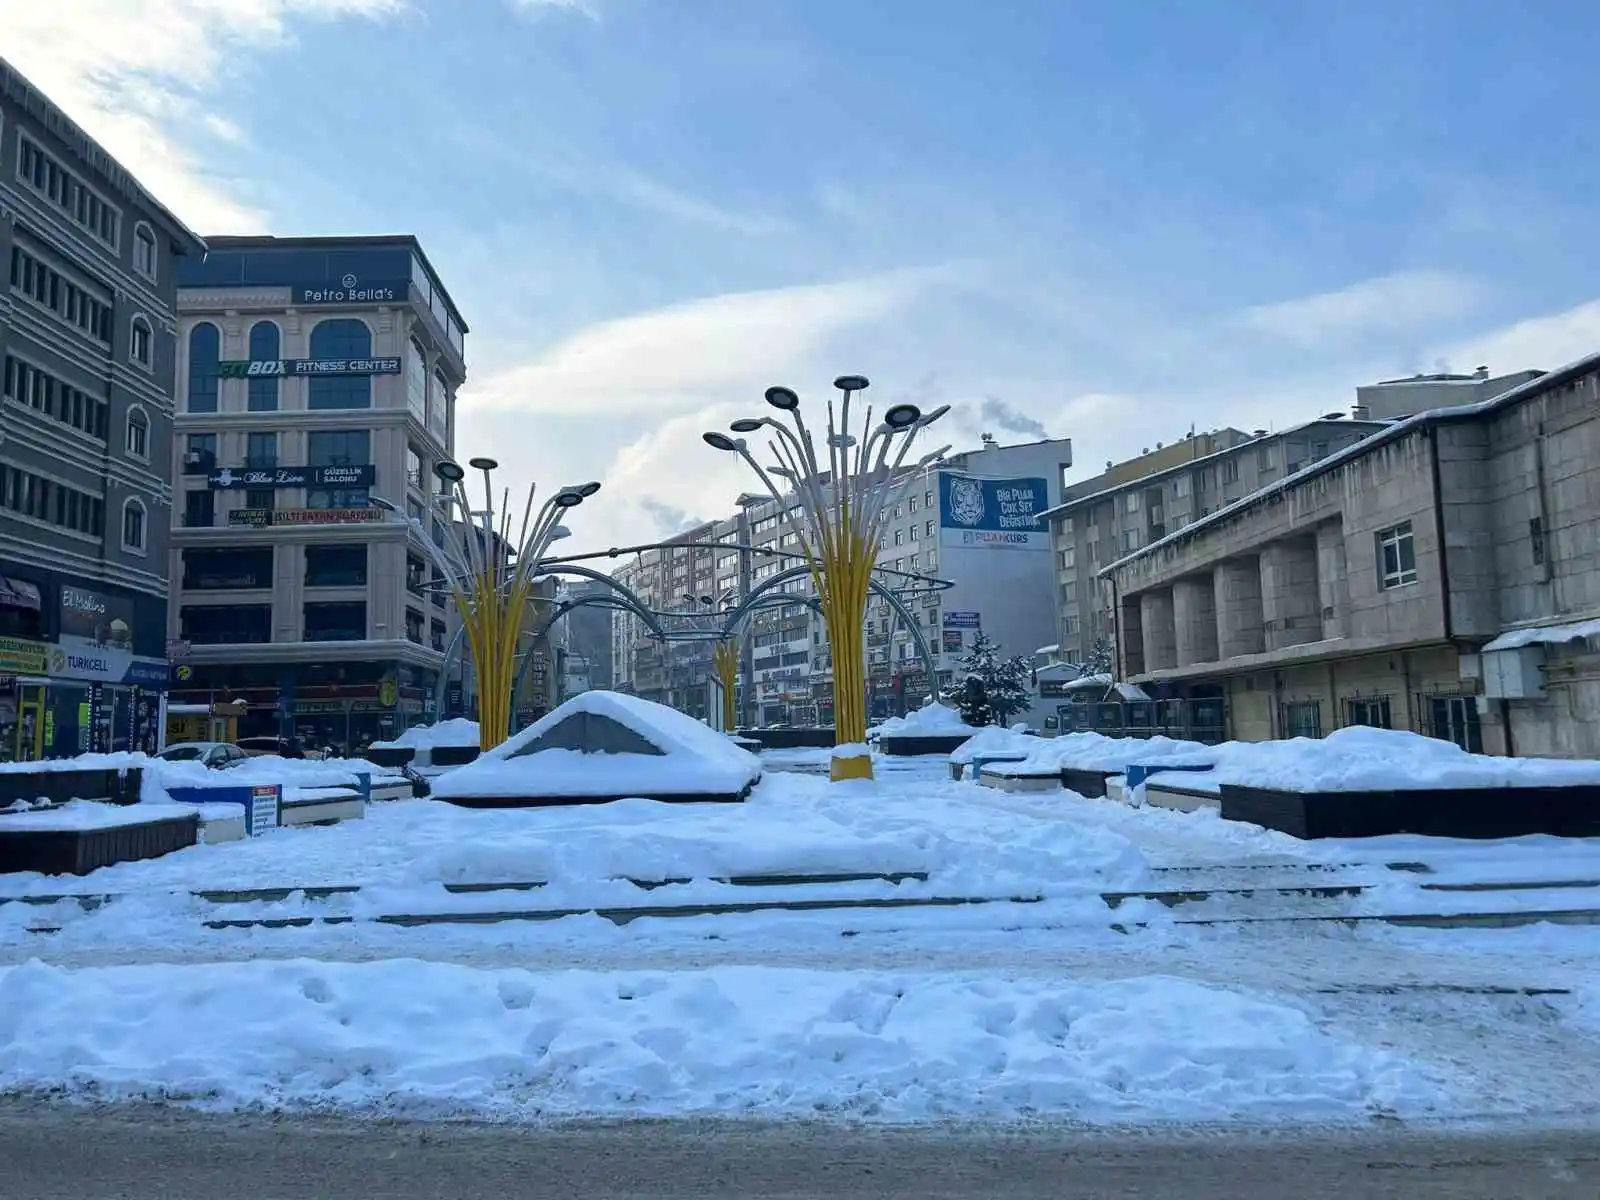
875, 701, 978, 738
949, 725, 1039, 766
371, 718, 480, 751
1002, 731, 1212, 776
432, 691, 761, 801
0, 961, 1443, 1122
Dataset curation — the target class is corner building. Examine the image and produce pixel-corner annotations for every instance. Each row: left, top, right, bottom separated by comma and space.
168, 236, 468, 751
0, 59, 205, 760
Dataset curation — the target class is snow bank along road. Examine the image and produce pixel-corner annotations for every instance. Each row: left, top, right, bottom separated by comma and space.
2, 755, 1599, 1128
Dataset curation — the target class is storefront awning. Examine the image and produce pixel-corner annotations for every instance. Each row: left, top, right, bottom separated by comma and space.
0, 576, 41, 611
1482, 617, 1600, 654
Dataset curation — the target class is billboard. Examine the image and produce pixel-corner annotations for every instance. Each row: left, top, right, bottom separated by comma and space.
217, 358, 401, 378
938, 473, 1050, 551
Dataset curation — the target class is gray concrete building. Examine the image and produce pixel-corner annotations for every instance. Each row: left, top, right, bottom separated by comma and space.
166, 235, 468, 751
1099, 351, 1600, 758
0, 58, 206, 760
1044, 417, 1390, 670
1355, 366, 1543, 422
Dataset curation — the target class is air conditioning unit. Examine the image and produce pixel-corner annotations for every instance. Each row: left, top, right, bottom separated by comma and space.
1481, 646, 1546, 699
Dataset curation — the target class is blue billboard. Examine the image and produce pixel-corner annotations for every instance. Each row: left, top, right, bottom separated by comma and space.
937, 473, 1050, 551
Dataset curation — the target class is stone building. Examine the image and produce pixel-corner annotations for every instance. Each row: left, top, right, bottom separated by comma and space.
1099, 353, 1600, 758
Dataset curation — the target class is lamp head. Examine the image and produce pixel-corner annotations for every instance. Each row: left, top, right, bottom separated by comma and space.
764, 386, 800, 411
884, 403, 922, 430
554, 489, 584, 509
435, 460, 466, 483
703, 431, 738, 452
833, 374, 870, 394
729, 418, 764, 434
578, 480, 602, 497
549, 525, 572, 541
368, 495, 398, 513
919, 404, 951, 427
468, 456, 498, 472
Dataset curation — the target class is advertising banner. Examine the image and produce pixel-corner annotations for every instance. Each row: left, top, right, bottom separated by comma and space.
942, 611, 981, 629
59, 585, 135, 650
47, 645, 170, 686
229, 507, 383, 527
0, 637, 48, 675
941, 628, 964, 652
217, 358, 400, 378
208, 464, 375, 490
938, 472, 1050, 551
292, 277, 409, 305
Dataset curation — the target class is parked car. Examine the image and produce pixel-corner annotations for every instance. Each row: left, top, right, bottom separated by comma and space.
158, 742, 248, 769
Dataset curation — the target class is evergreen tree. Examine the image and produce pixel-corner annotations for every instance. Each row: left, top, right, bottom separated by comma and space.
1082, 635, 1115, 678
957, 633, 1034, 726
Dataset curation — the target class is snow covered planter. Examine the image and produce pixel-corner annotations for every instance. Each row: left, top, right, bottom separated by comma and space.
431, 691, 763, 808
366, 718, 482, 773
876, 702, 980, 757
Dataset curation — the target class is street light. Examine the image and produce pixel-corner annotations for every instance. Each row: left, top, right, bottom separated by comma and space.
703, 374, 947, 781
370, 462, 601, 750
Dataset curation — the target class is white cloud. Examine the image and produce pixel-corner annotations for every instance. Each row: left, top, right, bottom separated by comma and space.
1435, 298, 1600, 376
0, 0, 403, 231
509, 0, 600, 20
464, 268, 951, 417
1237, 269, 1484, 347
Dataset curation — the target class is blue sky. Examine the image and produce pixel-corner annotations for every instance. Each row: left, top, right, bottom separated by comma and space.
8, 0, 1600, 548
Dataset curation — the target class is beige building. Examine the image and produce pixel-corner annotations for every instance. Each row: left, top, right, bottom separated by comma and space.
165, 235, 468, 750
1045, 417, 1389, 668
1100, 352, 1600, 758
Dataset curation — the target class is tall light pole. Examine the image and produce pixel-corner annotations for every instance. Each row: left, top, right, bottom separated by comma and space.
704, 376, 948, 781
372, 460, 600, 751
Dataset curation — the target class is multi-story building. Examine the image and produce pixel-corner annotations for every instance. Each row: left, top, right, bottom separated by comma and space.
1355, 366, 1542, 422
1044, 416, 1390, 669
0, 58, 206, 760
1099, 351, 1600, 758
165, 235, 468, 752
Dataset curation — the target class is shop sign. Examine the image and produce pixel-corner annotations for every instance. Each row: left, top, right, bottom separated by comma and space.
60, 585, 135, 650
0, 636, 48, 675
938, 473, 1050, 551
292, 701, 345, 715
248, 786, 281, 836
47, 645, 170, 686
217, 358, 401, 378
292, 276, 409, 305
941, 628, 964, 652
208, 464, 376, 490
942, 611, 981, 629
229, 507, 383, 527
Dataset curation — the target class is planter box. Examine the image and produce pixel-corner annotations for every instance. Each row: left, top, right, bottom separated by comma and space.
440, 784, 753, 809
0, 767, 142, 808
281, 792, 365, 826
1220, 783, 1600, 840
1059, 768, 1114, 798
1146, 781, 1221, 813
0, 811, 197, 875
363, 746, 416, 768
879, 733, 973, 757
978, 768, 1062, 793
737, 728, 837, 750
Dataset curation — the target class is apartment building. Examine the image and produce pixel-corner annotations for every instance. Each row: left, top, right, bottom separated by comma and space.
165, 235, 468, 751
1044, 417, 1390, 670
0, 58, 206, 760
1099, 351, 1600, 758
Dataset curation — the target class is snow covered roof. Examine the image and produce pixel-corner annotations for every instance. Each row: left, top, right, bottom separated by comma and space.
1097, 351, 1594, 579
1482, 617, 1600, 654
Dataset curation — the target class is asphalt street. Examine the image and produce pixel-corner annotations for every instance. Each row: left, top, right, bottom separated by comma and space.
2, 1104, 1598, 1199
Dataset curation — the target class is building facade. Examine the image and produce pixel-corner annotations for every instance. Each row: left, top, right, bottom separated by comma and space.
1045, 417, 1390, 671
1354, 366, 1542, 422
166, 235, 468, 752
0, 58, 205, 761
1099, 352, 1600, 758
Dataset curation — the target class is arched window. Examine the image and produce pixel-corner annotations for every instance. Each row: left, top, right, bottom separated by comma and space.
307, 319, 372, 410
247, 320, 280, 412
133, 222, 157, 280
129, 314, 153, 368
124, 405, 149, 460
405, 336, 428, 422
187, 321, 219, 413
121, 497, 147, 553
429, 368, 449, 439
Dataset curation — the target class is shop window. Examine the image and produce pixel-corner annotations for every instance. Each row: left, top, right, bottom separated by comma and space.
305, 544, 368, 588
304, 601, 367, 642
181, 604, 271, 644
183, 547, 273, 590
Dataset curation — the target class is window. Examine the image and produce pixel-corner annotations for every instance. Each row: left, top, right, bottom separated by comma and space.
406, 445, 424, 491
925, 550, 937, 570
0, 464, 102, 537
1530, 517, 1545, 566
246, 431, 277, 468
187, 323, 220, 412
1376, 521, 1417, 589
893, 529, 903, 546
247, 321, 280, 411
908, 495, 918, 514
124, 407, 149, 460
1172, 475, 1190, 498
1220, 459, 1240, 484
182, 547, 273, 590
244, 488, 275, 512
8, 243, 113, 341
406, 337, 428, 422
1124, 492, 1141, 513
1311, 440, 1330, 460
130, 316, 152, 367
1423, 694, 1482, 753
405, 608, 425, 645
1256, 445, 1273, 470
180, 604, 271, 645
304, 601, 367, 642
1062, 613, 1080, 635
184, 433, 217, 473
1059, 546, 1075, 570
3, 355, 108, 439
305, 545, 368, 588
307, 319, 372, 409
17, 135, 120, 248
429, 369, 449, 438
1060, 580, 1076, 603
925, 519, 934, 537
431, 620, 448, 652
307, 430, 371, 509
120, 498, 147, 552
133, 224, 157, 279
1280, 701, 1322, 739
183, 489, 215, 528
924, 490, 934, 507
1345, 696, 1392, 730
1120, 528, 1141, 553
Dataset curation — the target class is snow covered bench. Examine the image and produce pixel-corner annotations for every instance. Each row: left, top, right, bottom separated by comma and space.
0, 802, 198, 875
280, 786, 365, 827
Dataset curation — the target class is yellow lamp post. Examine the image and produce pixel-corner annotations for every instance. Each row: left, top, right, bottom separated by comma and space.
704, 376, 948, 781
372, 459, 600, 752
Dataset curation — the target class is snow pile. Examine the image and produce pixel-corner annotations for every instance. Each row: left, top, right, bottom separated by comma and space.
997, 732, 1212, 777
0, 800, 200, 832
0, 752, 149, 775
370, 719, 480, 751
433, 691, 761, 800
0, 961, 1442, 1122
948, 725, 1039, 766
1483, 618, 1600, 653
1208, 726, 1600, 792
832, 743, 872, 760
875, 702, 978, 738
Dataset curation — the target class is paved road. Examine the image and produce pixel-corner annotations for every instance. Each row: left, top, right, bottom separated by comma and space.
2, 1104, 1598, 1199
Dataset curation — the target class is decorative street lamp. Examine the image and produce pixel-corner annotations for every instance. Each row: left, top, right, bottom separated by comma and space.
704, 376, 948, 781
372, 459, 600, 751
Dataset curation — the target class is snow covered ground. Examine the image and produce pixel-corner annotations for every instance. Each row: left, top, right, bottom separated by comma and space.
0, 749, 1597, 1127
